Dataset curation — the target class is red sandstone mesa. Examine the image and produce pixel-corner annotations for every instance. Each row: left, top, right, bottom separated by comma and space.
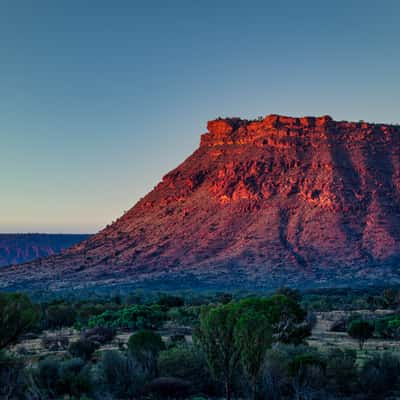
2, 114, 400, 290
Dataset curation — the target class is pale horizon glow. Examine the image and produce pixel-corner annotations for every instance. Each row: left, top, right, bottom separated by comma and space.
1, 0, 399, 233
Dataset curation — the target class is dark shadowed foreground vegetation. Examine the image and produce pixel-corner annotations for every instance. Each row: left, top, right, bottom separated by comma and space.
2, 287, 400, 399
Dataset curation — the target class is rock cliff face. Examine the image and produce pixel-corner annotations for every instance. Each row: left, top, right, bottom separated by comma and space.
0, 234, 91, 267
2, 114, 400, 291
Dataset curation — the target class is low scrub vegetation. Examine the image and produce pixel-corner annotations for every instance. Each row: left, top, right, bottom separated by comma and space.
1, 287, 400, 399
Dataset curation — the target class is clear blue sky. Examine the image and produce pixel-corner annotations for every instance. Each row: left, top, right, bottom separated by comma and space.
1, 0, 399, 233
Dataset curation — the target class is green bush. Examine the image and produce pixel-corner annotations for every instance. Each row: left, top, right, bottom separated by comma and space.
128, 330, 165, 376
144, 377, 193, 399
97, 350, 146, 398
359, 353, 400, 399
260, 344, 326, 400
158, 344, 213, 393
0, 292, 40, 350
41, 333, 70, 351
82, 326, 115, 345
326, 348, 358, 395
260, 346, 291, 400
347, 319, 374, 350
45, 303, 77, 329
69, 339, 98, 361
88, 305, 165, 330
35, 357, 92, 398
0, 352, 29, 399
157, 295, 184, 309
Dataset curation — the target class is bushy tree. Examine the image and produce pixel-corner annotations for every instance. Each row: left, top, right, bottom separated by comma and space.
98, 350, 147, 398
195, 295, 310, 400
195, 303, 240, 400
68, 339, 98, 361
235, 310, 273, 400
275, 287, 302, 303
288, 353, 326, 400
41, 333, 70, 351
128, 330, 165, 376
34, 357, 92, 398
82, 326, 115, 345
359, 353, 400, 399
158, 344, 213, 394
0, 352, 30, 399
236, 295, 310, 344
45, 302, 77, 329
144, 377, 192, 399
157, 295, 184, 309
0, 292, 40, 350
326, 348, 358, 395
347, 319, 374, 350
88, 304, 164, 330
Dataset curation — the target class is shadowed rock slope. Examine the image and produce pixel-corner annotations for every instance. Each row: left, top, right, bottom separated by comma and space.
2, 114, 400, 291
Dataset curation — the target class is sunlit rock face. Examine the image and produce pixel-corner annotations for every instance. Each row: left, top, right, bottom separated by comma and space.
2, 114, 400, 290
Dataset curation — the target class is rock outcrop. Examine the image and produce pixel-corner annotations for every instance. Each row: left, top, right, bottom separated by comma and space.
2, 114, 400, 291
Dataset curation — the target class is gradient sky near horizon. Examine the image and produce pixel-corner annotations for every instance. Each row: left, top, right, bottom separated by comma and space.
1, 0, 399, 233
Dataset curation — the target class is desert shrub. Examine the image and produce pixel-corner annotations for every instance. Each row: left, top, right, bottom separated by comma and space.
158, 344, 213, 393
329, 316, 348, 332
359, 353, 400, 399
45, 303, 77, 329
382, 288, 400, 308
167, 306, 201, 327
0, 292, 40, 350
157, 295, 184, 309
97, 350, 146, 398
168, 333, 186, 346
347, 319, 374, 349
57, 357, 92, 397
326, 348, 358, 395
34, 358, 60, 396
35, 357, 92, 398
144, 377, 192, 399
68, 339, 98, 361
74, 302, 110, 327
128, 330, 165, 376
260, 347, 291, 400
373, 316, 393, 338
288, 352, 327, 399
88, 304, 165, 330
0, 352, 30, 400
259, 344, 326, 400
330, 313, 362, 333
275, 287, 302, 303
15, 345, 30, 356
82, 326, 115, 345
41, 333, 70, 351
306, 311, 317, 330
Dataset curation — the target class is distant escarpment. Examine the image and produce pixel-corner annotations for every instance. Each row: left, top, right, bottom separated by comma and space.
0, 234, 91, 267
2, 114, 400, 291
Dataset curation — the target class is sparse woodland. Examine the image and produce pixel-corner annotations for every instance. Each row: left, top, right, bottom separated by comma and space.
1, 287, 400, 399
